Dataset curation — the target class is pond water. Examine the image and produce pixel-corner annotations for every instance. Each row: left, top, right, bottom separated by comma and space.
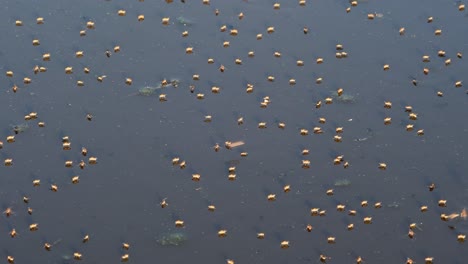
0, 0, 467, 263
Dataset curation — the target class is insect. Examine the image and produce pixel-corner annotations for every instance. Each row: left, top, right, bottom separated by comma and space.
3, 207, 14, 217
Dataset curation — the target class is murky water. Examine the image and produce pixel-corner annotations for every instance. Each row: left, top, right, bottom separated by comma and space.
0, 0, 467, 263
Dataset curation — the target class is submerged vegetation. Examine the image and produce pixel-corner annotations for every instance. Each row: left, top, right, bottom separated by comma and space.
129, 79, 180, 97
334, 178, 351, 187
156, 232, 188, 246
176, 16, 194, 27
330, 90, 356, 104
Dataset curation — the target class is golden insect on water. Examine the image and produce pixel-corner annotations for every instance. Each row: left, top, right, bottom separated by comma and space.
3, 207, 13, 217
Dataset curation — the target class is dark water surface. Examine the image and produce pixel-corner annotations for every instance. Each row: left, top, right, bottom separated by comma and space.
0, 0, 467, 263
